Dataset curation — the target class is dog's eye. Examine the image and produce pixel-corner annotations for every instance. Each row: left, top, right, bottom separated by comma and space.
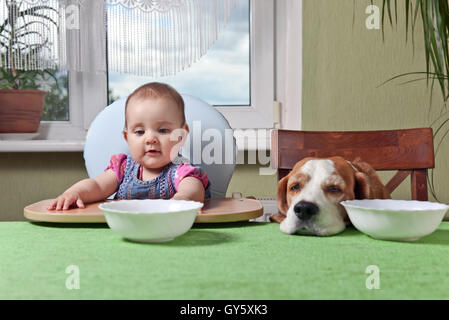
290, 184, 301, 192
326, 186, 342, 194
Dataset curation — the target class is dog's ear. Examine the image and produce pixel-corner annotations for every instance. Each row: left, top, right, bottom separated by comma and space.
354, 172, 371, 199
277, 175, 290, 214
351, 158, 391, 199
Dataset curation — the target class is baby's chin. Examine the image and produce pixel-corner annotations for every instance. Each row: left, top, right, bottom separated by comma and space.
139, 154, 171, 168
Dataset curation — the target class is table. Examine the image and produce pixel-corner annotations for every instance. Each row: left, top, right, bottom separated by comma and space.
1, 221, 449, 299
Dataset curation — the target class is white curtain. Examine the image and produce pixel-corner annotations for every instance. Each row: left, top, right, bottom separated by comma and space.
0, 0, 236, 76
0, 0, 106, 73
107, 0, 237, 76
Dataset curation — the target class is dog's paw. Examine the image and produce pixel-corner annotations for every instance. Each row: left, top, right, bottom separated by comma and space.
270, 213, 286, 224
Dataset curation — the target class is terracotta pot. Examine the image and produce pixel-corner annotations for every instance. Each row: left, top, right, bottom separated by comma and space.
0, 89, 46, 133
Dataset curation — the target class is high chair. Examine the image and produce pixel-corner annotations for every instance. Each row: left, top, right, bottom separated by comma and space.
84, 94, 236, 199
24, 95, 263, 223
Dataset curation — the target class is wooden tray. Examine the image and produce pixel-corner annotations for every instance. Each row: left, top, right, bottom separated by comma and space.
24, 198, 263, 224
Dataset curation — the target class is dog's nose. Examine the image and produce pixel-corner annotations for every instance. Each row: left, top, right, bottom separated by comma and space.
294, 201, 319, 221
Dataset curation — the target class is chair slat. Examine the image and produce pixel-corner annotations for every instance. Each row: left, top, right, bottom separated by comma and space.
385, 170, 412, 194
272, 128, 434, 171
412, 169, 428, 201
271, 128, 435, 200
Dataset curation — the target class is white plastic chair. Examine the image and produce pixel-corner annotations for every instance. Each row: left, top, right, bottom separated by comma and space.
83, 94, 237, 199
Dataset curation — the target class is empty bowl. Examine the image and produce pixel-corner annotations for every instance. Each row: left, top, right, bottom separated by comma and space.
99, 199, 203, 243
341, 199, 449, 241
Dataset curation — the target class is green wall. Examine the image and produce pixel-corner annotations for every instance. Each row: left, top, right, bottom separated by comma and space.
0, 152, 277, 221
1, 0, 448, 221
0, 153, 87, 221
302, 0, 449, 204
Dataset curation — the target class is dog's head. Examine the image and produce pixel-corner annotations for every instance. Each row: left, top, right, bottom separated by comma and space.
277, 156, 390, 236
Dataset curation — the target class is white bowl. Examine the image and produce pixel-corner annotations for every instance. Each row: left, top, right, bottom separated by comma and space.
341, 199, 449, 241
98, 199, 203, 243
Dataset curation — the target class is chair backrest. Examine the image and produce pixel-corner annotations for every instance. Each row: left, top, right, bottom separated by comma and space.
271, 128, 435, 201
84, 94, 237, 198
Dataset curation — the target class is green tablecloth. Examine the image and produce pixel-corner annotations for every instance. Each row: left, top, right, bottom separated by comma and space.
1, 221, 449, 300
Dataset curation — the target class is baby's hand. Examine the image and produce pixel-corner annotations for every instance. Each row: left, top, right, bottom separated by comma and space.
47, 192, 85, 211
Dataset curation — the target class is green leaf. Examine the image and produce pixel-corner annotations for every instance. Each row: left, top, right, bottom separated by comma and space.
405, 0, 410, 42
377, 0, 449, 200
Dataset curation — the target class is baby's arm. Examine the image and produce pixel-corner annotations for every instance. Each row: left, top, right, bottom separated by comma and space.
172, 177, 205, 203
47, 169, 118, 210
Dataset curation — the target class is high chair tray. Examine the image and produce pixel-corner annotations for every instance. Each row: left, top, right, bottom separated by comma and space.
24, 198, 263, 223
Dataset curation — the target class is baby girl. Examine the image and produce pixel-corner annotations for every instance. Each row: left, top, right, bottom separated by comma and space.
48, 82, 210, 210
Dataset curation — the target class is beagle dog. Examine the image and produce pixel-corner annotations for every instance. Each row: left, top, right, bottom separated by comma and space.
270, 156, 391, 236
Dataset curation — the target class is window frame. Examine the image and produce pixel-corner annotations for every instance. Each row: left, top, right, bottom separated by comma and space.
275, 0, 303, 131
215, 0, 274, 129
37, 71, 107, 140
33, 1, 108, 142
41, 0, 276, 134
1, 0, 287, 151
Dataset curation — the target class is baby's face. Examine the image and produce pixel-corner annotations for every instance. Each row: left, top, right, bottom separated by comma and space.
124, 96, 188, 172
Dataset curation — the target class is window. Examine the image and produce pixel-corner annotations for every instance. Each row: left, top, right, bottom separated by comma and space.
36, 1, 107, 142
0, 0, 106, 143
41, 72, 69, 121
1, 0, 276, 149
217, 0, 274, 129
108, 0, 251, 106
0, 1, 69, 122
107, 0, 274, 129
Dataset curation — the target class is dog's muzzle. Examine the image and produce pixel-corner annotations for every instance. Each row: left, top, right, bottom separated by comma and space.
293, 201, 319, 221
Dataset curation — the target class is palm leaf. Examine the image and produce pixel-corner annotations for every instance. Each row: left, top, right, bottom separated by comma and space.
381, 0, 449, 101
380, 0, 449, 199
406, 0, 410, 41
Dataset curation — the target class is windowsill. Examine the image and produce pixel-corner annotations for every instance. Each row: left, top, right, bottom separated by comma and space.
0, 133, 271, 152
0, 140, 85, 152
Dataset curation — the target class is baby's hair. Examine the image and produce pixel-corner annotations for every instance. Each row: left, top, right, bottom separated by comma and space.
124, 82, 185, 129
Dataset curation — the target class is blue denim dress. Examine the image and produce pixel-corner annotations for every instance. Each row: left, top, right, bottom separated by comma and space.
114, 156, 210, 200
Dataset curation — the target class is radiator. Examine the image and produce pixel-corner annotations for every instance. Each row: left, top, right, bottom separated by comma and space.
250, 197, 278, 222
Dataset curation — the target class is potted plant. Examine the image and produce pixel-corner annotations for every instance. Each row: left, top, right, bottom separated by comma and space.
0, 0, 58, 133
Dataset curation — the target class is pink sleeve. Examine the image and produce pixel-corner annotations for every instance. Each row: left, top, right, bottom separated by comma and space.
174, 164, 209, 190
104, 154, 128, 183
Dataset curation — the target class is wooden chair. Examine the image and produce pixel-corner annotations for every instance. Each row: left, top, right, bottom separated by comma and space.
271, 128, 435, 201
